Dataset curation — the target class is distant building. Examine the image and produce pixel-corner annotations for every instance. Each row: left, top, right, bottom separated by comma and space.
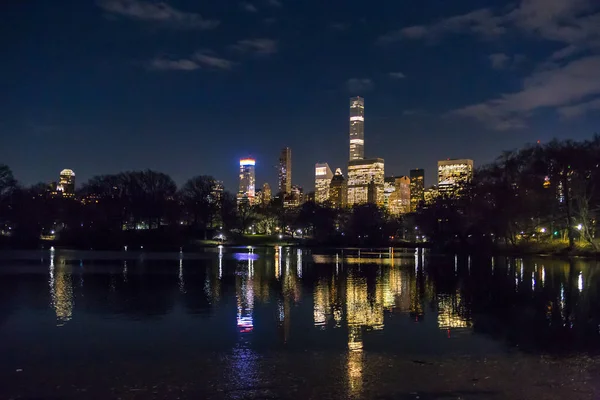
384, 176, 410, 215
212, 180, 224, 202
424, 186, 439, 205
438, 159, 474, 195
278, 147, 292, 195
237, 158, 256, 206
329, 168, 347, 208
391, 176, 411, 215
383, 177, 396, 209
57, 169, 75, 196
315, 163, 333, 203
349, 96, 365, 161
261, 183, 272, 206
347, 158, 384, 206
409, 169, 425, 212
285, 185, 303, 208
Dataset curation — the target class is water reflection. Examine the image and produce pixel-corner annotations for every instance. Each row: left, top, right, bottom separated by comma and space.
48, 252, 73, 326
2, 249, 597, 354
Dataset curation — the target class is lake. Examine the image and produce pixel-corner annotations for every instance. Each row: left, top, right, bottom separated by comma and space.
0, 247, 599, 399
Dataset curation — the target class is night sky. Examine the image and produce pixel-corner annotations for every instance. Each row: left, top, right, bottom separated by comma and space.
1, 0, 599, 193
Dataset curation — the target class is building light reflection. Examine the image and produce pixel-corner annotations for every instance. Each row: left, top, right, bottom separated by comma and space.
48, 254, 73, 326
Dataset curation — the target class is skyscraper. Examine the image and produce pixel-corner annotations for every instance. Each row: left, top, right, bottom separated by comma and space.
329, 168, 347, 208
347, 158, 385, 206
57, 169, 75, 196
349, 96, 365, 161
384, 176, 410, 215
438, 159, 474, 195
261, 183, 272, 206
315, 163, 333, 203
409, 169, 425, 212
237, 158, 256, 205
278, 147, 292, 195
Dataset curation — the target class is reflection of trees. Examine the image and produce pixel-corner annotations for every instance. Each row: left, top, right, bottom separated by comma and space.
444, 256, 600, 353
78, 261, 178, 318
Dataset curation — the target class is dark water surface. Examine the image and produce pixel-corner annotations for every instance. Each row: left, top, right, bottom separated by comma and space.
1, 247, 599, 399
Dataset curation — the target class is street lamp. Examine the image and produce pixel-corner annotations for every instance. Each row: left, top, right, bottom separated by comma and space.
577, 224, 583, 231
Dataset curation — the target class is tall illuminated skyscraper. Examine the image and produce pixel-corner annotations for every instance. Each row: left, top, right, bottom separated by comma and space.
315, 163, 333, 203
349, 96, 365, 161
438, 159, 474, 195
237, 158, 256, 205
57, 169, 75, 196
278, 147, 292, 195
409, 169, 425, 212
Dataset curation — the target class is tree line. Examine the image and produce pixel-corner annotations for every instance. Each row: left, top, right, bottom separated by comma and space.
0, 135, 598, 252
416, 136, 600, 252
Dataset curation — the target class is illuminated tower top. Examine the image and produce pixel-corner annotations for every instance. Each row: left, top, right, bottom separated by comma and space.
349, 96, 365, 161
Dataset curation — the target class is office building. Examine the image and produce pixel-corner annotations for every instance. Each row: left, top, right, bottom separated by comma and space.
278, 147, 292, 195
57, 169, 76, 196
389, 176, 410, 215
424, 186, 439, 205
211, 180, 224, 203
284, 185, 303, 208
329, 168, 347, 208
383, 177, 396, 209
261, 183, 272, 206
438, 159, 474, 195
315, 163, 333, 203
349, 96, 365, 161
347, 158, 384, 206
237, 158, 256, 205
409, 169, 425, 212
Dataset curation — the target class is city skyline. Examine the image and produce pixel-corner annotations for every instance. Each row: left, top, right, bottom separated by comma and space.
2, 0, 599, 193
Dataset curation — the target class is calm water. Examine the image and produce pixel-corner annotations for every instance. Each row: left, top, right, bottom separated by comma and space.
1, 247, 599, 399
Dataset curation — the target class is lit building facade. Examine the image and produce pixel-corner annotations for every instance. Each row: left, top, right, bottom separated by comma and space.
329, 168, 347, 207
389, 176, 410, 215
347, 158, 384, 206
278, 147, 292, 195
57, 169, 75, 196
315, 163, 333, 203
409, 169, 425, 212
284, 185, 304, 208
383, 177, 396, 209
237, 158, 256, 205
349, 96, 365, 161
261, 183, 272, 206
437, 159, 474, 195
424, 186, 439, 205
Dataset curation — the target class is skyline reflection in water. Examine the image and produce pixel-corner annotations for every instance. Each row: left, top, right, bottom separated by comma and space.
5, 248, 596, 344
1, 247, 600, 393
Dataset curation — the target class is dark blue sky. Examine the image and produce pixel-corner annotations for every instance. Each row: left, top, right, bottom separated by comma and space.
1, 0, 599, 192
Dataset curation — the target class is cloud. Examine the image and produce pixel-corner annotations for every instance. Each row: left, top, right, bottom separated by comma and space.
489, 53, 510, 69
378, 0, 600, 49
449, 55, 600, 129
97, 0, 219, 29
346, 78, 373, 93
150, 52, 233, 71
558, 97, 600, 118
194, 52, 234, 69
149, 58, 200, 71
241, 2, 258, 12
232, 38, 278, 54
378, 8, 505, 43
388, 72, 406, 79
267, 0, 282, 7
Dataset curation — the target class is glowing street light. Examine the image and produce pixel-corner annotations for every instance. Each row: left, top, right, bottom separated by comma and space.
576, 224, 583, 231
540, 228, 546, 233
